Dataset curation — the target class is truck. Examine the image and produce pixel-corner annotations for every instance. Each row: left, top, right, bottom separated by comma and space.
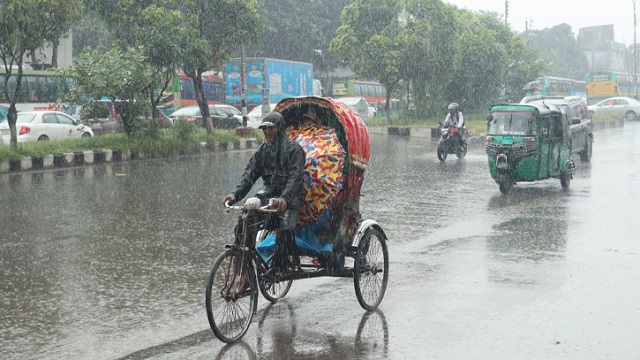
224, 58, 314, 109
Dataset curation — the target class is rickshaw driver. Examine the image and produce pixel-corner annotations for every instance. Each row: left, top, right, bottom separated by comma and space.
222, 112, 306, 273
443, 102, 465, 146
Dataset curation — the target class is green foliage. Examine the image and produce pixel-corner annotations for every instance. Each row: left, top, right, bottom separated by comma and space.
66, 46, 154, 136
173, 119, 200, 141
521, 24, 590, 81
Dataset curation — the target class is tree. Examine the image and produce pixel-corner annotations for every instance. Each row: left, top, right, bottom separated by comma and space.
180, 0, 261, 132
0, 0, 81, 148
87, 0, 191, 127
258, 0, 352, 91
331, 0, 403, 124
67, 47, 154, 136
520, 24, 589, 81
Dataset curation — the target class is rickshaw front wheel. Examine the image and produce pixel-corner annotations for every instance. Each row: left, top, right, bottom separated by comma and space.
354, 229, 389, 311
206, 250, 258, 343
560, 174, 571, 189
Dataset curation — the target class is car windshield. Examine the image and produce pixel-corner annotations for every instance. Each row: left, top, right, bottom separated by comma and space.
171, 107, 200, 117
489, 111, 536, 136
218, 106, 240, 115
16, 114, 36, 123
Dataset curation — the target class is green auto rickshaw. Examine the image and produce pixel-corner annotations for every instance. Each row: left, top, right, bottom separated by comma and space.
485, 103, 576, 194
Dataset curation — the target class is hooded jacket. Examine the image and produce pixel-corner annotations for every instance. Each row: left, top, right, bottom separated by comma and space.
231, 112, 305, 209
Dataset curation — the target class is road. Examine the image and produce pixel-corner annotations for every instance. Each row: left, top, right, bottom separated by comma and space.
1, 122, 639, 359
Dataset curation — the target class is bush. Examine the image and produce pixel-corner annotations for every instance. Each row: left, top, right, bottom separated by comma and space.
172, 119, 199, 141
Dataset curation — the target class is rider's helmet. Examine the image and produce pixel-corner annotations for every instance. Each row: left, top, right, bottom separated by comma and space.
447, 102, 459, 112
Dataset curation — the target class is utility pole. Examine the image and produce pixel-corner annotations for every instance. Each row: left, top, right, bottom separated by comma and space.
505, 0, 509, 24
241, 45, 247, 127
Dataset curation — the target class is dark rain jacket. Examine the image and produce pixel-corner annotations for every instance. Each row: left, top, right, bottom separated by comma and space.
231, 112, 306, 210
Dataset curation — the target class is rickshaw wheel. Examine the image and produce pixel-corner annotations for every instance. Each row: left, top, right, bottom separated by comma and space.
258, 255, 297, 303
437, 145, 447, 161
206, 250, 258, 343
255, 230, 295, 303
354, 229, 389, 311
560, 174, 571, 189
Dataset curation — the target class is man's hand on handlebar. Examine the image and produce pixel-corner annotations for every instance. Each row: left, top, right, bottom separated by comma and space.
222, 194, 236, 207
269, 198, 288, 213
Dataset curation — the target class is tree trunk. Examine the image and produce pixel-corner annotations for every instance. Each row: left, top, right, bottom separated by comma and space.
51, 40, 59, 68
192, 69, 213, 133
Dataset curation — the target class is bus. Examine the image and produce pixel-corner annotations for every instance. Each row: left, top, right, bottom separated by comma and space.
586, 71, 640, 103
0, 69, 77, 115
157, 72, 225, 114
328, 79, 386, 104
522, 76, 586, 99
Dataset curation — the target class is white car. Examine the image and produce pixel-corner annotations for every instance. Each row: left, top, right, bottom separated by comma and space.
213, 104, 243, 123
246, 104, 277, 128
587, 96, 640, 120
0, 111, 94, 143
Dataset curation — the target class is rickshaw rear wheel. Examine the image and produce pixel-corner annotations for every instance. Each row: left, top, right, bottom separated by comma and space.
206, 250, 258, 343
437, 144, 447, 161
258, 255, 297, 303
354, 229, 389, 311
255, 230, 295, 303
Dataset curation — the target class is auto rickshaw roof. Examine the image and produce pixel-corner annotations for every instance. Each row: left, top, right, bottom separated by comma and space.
490, 103, 563, 117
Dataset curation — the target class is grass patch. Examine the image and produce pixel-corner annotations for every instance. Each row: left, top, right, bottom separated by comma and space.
0, 127, 257, 164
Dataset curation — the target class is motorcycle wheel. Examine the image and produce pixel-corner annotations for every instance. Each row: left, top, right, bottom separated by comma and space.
456, 141, 467, 159
437, 144, 447, 161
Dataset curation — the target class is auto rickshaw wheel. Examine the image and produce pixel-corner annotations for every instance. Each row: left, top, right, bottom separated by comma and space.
437, 144, 447, 161
560, 174, 571, 189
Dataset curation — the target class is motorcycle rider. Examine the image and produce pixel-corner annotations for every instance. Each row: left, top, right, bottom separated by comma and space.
443, 102, 465, 147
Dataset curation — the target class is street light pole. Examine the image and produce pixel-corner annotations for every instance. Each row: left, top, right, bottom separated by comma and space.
634, 0, 637, 99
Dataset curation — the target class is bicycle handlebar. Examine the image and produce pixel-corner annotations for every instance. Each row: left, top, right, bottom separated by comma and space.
224, 197, 280, 213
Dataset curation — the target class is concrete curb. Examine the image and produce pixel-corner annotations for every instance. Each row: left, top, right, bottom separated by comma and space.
374, 117, 624, 151
0, 138, 262, 175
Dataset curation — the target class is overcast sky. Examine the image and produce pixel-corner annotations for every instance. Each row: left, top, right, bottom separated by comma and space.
444, 0, 636, 45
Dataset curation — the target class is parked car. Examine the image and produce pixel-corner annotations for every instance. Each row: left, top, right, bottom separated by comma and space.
246, 104, 277, 128
0, 111, 94, 143
169, 105, 241, 129
520, 95, 594, 162
81, 100, 172, 135
0, 105, 8, 122
588, 96, 640, 120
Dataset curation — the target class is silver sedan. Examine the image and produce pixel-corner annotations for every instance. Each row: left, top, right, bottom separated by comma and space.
588, 96, 640, 120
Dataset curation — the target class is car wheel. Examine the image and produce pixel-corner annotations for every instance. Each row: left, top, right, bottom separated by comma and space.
625, 111, 637, 121
37, 135, 49, 141
579, 136, 593, 163
82, 132, 92, 138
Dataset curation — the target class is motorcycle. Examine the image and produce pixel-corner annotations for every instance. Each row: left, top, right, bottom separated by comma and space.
436, 124, 468, 161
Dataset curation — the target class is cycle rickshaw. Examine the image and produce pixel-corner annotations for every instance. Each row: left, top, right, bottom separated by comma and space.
205, 96, 389, 343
